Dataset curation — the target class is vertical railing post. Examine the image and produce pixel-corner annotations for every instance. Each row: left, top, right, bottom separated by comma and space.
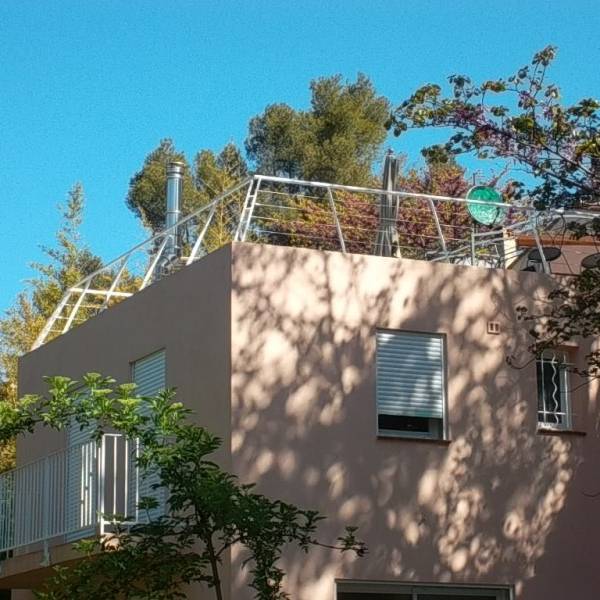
234, 179, 257, 242
112, 437, 117, 516
0, 474, 4, 553
42, 455, 49, 543
427, 198, 449, 261
97, 437, 105, 536
240, 177, 262, 242
32, 290, 73, 349
135, 439, 140, 524
140, 236, 169, 290
62, 279, 91, 333
186, 204, 217, 265
123, 437, 129, 521
327, 187, 347, 254
39, 456, 51, 565
529, 212, 550, 273
99, 256, 130, 311
0, 473, 6, 553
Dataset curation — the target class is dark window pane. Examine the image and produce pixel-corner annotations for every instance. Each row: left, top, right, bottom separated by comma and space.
378, 415, 443, 439
338, 594, 411, 600
420, 596, 498, 600
379, 414, 430, 432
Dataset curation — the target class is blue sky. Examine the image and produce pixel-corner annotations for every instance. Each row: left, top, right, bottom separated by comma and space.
0, 0, 598, 315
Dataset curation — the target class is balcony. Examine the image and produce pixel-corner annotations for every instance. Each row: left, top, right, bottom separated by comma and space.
0, 434, 144, 557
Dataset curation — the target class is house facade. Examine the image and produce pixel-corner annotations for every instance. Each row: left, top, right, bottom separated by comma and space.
2, 172, 600, 599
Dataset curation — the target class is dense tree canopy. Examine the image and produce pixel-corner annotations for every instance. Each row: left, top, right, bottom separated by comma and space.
246, 74, 390, 185
126, 139, 249, 236
0, 184, 101, 471
126, 140, 203, 233
127, 75, 390, 236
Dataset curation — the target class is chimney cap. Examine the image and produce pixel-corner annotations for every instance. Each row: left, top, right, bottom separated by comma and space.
167, 161, 185, 177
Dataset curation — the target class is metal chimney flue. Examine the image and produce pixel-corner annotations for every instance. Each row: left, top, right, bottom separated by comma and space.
165, 161, 184, 259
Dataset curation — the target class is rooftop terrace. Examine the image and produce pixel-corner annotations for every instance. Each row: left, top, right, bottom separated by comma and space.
32, 174, 595, 350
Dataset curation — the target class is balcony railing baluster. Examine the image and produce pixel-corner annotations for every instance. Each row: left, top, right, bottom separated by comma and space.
0, 434, 141, 556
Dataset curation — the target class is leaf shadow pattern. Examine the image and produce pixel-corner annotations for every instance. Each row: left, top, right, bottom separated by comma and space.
227, 242, 599, 600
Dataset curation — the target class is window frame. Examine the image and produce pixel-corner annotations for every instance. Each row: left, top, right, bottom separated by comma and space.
375, 329, 448, 441
336, 580, 513, 600
536, 349, 573, 431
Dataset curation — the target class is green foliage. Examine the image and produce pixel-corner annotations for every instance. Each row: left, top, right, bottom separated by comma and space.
389, 45, 600, 375
395, 155, 471, 255
266, 154, 471, 256
389, 46, 600, 209
126, 139, 205, 233
37, 519, 206, 600
516, 221, 600, 379
194, 143, 250, 252
246, 74, 390, 185
126, 139, 249, 238
127, 75, 389, 239
196, 141, 249, 188
0, 375, 366, 600
0, 185, 101, 472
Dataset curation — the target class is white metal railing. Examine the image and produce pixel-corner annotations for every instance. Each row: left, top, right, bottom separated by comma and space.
0, 434, 148, 555
32, 174, 593, 350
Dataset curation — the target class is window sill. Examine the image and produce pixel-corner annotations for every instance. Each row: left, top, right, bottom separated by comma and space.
537, 427, 586, 437
377, 434, 451, 445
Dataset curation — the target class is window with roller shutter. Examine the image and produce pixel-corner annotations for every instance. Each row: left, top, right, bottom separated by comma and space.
130, 349, 167, 522
376, 330, 446, 440
337, 581, 510, 599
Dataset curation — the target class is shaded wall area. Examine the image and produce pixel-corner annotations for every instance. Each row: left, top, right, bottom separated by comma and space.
18, 243, 233, 464
230, 243, 600, 600
10, 245, 233, 597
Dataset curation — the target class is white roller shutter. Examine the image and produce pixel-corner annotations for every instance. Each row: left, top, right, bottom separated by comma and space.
132, 350, 166, 400
376, 330, 445, 420
131, 349, 166, 522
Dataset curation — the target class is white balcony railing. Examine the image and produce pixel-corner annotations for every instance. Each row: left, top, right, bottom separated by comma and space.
0, 434, 147, 555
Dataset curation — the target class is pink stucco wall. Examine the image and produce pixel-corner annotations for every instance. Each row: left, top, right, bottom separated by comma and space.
230, 243, 600, 600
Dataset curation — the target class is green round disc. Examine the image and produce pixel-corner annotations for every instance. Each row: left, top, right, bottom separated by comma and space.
466, 186, 508, 226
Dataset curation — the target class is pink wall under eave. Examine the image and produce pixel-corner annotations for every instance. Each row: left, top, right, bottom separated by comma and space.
229, 243, 600, 600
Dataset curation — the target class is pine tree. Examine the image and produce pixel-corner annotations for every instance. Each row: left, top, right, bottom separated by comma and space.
0, 183, 101, 471
126, 139, 204, 233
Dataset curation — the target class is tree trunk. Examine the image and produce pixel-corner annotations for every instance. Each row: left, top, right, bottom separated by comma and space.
206, 536, 223, 600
